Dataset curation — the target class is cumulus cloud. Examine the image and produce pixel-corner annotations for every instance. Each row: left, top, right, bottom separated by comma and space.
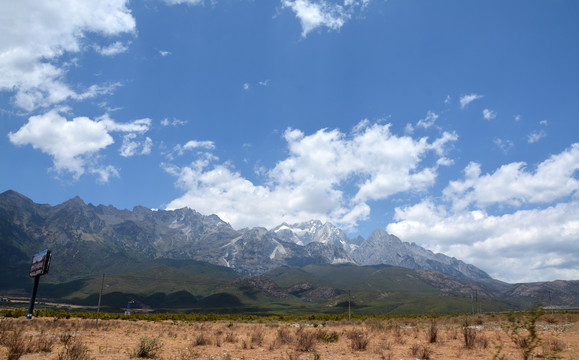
0, 0, 136, 111
387, 144, 579, 282
459, 94, 483, 109
165, 121, 457, 231
8, 108, 152, 180
443, 143, 579, 210
282, 0, 369, 37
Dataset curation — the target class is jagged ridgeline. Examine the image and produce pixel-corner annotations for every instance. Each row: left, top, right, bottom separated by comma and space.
1, 190, 577, 314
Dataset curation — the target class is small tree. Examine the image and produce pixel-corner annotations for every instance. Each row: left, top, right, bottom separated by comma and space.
505, 309, 542, 360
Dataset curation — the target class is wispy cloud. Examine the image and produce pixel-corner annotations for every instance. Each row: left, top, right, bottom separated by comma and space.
482, 108, 497, 120
94, 41, 130, 56
282, 0, 369, 37
416, 111, 438, 129
494, 137, 514, 154
459, 94, 484, 109
528, 130, 546, 143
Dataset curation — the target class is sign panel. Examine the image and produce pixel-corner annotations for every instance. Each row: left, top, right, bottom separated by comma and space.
29, 249, 51, 277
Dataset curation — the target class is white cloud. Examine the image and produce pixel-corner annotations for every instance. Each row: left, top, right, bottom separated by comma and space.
159, 50, 172, 56
243, 83, 251, 91
494, 137, 514, 154
120, 134, 153, 157
8, 108, 152, 180
443, 143, 579, 210
528, 130, 546, 143
162, 0, 204, 5
183, 140, 215, 150
459, 94, 483, 109
444, 95, 451, 104
282, 0, 368, 37
161, 118, 187, 127
165, 121, 457, 231
385, 143, 579, 282
259, 79, 271, 86
482, 108, 497, 120
0, 0, 136, 111
416, 110, 438, 129
387, 200, 579, 283
94, 41, 130, 56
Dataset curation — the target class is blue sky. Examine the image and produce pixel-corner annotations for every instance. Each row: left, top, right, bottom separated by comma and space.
1, 0, 578, 283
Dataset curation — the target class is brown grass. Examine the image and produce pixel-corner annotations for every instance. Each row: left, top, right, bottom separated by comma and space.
0, 313, 577, 359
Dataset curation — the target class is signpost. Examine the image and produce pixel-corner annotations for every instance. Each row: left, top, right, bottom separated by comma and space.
27, 249, 51, 319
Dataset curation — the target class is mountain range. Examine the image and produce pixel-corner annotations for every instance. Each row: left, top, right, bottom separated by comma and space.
1, 190, 577, 314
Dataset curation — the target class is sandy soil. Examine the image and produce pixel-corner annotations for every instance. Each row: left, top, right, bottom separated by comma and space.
1, 313, 578, 359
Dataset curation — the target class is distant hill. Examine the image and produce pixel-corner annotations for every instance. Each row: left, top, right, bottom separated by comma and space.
1, 190, 577, 314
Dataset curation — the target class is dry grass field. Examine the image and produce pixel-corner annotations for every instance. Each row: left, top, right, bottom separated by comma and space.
0, 313, 577, 360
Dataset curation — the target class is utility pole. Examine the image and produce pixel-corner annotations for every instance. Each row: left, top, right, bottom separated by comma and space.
348, 290, 351, 321
96, 273, 105, 326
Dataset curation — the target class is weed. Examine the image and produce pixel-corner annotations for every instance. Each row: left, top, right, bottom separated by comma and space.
133, 336, 162, 358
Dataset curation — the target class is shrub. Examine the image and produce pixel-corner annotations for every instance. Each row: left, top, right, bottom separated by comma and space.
4, 330, 29, 360
58, 334, 92, 360
317, 330, 339, 343
295, 329, 317, 352
462, 320, 477, 349
192, 333, 211, 346
276, 327, 294, 344
133, 336, 162, 358
411, 344, 432, 360
428, 320, 438, 343
347, 329, 369, 351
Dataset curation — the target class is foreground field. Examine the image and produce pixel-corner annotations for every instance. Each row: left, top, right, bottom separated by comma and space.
0, 313, 578, 359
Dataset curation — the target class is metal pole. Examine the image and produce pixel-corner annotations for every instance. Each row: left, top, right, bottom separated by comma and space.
26, 275, 40, 319
96, 273, 105, 326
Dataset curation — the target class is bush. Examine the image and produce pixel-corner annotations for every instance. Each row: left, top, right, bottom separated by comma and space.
295, 329, 317, 352
58, 334, 92, 360
428, 320, 438, 343
462, 320, 477, 349
347, 329, 369, 351
133, 336, 162, 358
317, 330, 339, 343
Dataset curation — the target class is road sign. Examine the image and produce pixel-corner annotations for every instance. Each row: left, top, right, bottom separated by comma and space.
29, 249, 51, 277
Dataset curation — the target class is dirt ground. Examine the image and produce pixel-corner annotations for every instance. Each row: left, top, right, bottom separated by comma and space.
1, 313, 578, 359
